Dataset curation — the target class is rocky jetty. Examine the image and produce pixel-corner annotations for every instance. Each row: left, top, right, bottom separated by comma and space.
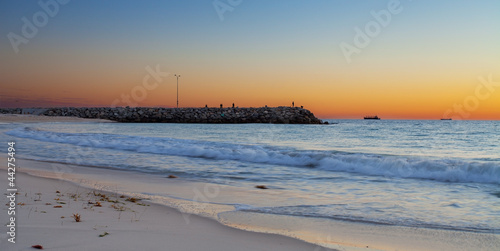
0, 107, 325, 124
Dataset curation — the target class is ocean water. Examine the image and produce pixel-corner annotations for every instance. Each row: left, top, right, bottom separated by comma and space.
2, 120, 500, 236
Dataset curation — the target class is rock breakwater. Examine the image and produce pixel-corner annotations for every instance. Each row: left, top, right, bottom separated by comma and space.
0, 107, 325, 124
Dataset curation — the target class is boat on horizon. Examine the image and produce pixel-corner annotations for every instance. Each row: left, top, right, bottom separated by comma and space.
364, 115, 381, 120
440, 118, 452, 120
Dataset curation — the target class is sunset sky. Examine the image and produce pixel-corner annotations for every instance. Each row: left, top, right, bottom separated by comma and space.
1, 0, 499, 119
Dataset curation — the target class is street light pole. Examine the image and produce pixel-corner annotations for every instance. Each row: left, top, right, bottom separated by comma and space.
174, 74, 180, 108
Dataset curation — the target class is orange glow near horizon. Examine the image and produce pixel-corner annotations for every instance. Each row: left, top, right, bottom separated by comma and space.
2, 69, 499, 120
1, 46, 499, 120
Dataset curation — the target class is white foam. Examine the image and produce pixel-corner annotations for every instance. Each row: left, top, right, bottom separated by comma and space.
6, 127, 500, 184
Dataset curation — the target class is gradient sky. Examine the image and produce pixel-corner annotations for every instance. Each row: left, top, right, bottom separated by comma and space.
1, 0, 499, 119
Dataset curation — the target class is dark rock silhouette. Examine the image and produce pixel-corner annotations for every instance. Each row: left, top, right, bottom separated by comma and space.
0, 106, 324, 124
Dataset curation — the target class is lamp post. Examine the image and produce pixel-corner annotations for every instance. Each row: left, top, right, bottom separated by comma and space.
174, 74, 180, 108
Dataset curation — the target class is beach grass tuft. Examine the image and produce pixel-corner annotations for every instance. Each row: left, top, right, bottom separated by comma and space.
72, 213, 81, 222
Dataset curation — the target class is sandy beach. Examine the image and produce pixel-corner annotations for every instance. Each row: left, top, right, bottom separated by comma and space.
2, 158, 499, 251
0, 163, 328, 251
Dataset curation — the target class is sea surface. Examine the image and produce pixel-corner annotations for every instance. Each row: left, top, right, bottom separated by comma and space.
2, 120, 500, 237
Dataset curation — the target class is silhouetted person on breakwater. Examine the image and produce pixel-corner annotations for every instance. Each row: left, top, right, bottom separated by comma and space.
292, 101, 294, 107
220, 104, 223, 109
232, 103, 235, 108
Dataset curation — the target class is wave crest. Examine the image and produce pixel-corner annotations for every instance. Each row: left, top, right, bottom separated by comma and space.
6, 127, 500, 184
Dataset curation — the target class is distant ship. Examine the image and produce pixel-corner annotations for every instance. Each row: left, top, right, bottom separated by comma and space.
364, 115, 380, 120
440, 118, 452, 120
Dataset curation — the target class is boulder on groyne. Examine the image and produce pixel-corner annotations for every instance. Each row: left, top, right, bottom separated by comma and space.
0, 107, 324, 124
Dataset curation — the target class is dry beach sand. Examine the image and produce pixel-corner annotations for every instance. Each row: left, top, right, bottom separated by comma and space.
0, 169, 327, 251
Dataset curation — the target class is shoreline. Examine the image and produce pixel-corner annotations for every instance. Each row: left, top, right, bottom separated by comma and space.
0, 158, 330, 251
1, 116, 499, 250
2, 157, 499, 251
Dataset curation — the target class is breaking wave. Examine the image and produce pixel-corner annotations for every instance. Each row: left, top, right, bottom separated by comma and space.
6, 127, 500, 184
